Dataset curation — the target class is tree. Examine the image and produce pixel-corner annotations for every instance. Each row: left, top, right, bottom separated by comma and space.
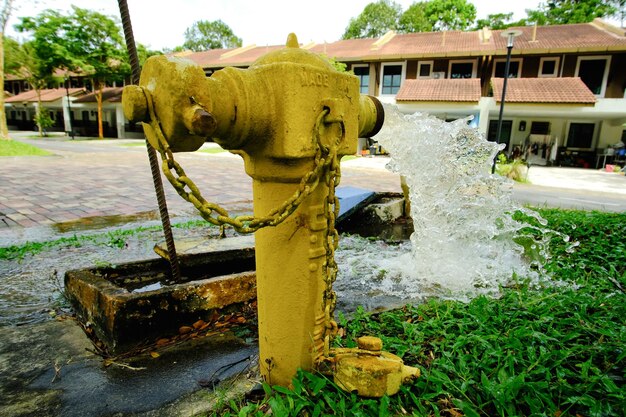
4, 36, 22, 73
182, 20, 242, 51
342, 0, 402, 39
475, 12, 515, 30
398, 2, 433, 33
1, 0, 16, 140
17, 7, 130, 139
15, 9, 74, 137
607, 0, 625, 26
424, 0, 477, 31
525, 0, 618, 25
137, 43, 162, 66
63, 7, 130, 138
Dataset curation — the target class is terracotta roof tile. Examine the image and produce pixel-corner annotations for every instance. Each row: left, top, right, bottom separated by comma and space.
179, 20, 626, 69
375, 30, 494, 57
5, 88, 86, 103
309, 38, 376, 60
73, 87, 124, 103
491, 23, 626, 55
396, 78, 482, 102
491, 77, 596, 104
219, 45, 284, 66
172, 48, 227, 68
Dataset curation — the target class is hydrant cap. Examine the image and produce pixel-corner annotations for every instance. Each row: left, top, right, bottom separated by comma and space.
250, 33, 335, 72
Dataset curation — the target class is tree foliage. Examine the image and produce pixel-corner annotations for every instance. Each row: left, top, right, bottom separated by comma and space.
64, 7, 130, 138
424, 0, 477, 31
343, 0, 479, 38
3, 36, 22, 73
182, 20, 242, 51
475, 12, 515, 30
398, 2, 433, 33
607, 0, 625, 26
16, 6, 130, 138
1, 0, 18, 139
137, 44, 162, 66
525, 0, 618, 25
342, 0, 402, 39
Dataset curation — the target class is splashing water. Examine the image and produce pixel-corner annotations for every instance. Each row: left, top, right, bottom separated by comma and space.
336, 106, 555, 304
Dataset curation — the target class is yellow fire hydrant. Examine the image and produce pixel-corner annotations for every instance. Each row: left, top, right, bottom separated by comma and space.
123, 33, 418, 394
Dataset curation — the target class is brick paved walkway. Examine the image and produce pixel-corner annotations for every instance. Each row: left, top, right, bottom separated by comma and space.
0, 140, 401, 233
5, 136, 623, 239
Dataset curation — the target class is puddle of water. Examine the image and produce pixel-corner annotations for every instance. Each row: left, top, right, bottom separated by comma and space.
0, 225, 223, 326
130, 281, 164, 293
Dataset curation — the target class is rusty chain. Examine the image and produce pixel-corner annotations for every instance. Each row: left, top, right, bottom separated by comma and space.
143, 90, 334, 235
321, 127, 341, 358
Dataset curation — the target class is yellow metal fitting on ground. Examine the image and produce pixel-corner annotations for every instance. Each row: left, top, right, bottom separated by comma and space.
332, 336, 420, 397
123, 33, 418, 394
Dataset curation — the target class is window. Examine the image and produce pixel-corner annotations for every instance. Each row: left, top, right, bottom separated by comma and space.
493, 58, 522, 78
530, 122, 550, 135
539, 57, 559, 77
352, 65, 370, 94
567, 123, 595, 148
380, 63, 405, 95
576, 56, 611, 97
449, 60, 476, 79
417, 61, 433, 78
487, 120, 513, 150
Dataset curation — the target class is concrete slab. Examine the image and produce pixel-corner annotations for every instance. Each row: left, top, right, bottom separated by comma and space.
65, 242, 256, 353
336, 186, 377, 223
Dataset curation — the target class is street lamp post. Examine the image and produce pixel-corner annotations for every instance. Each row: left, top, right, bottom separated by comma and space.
492, 29, 522, 174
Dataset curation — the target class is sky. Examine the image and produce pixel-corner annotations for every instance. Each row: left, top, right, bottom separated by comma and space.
3, 0, 572, 51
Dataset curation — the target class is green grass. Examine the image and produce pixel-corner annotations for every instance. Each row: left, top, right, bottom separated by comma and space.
0, 140, 52, 156
216, 209, 626, 417
0, 219, 215, 260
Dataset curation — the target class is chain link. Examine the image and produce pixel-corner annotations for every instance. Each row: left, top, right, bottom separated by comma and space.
142, 89, 342, 359
321, 127, 341, 358
143, 90, 334, 234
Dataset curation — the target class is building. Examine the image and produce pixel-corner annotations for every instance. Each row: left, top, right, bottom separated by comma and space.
4, 70, 127, 138
4, 87, 86, 133
5, 19, 626, 168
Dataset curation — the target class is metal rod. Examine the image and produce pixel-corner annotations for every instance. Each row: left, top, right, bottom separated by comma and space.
492, 44, 513, 174
117, 0, 182, 282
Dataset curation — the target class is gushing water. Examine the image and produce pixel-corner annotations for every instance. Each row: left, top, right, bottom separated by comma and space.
336, 106, 552, 305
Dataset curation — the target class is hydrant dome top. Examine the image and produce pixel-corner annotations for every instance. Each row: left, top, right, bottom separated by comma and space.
250, 32, 335, 71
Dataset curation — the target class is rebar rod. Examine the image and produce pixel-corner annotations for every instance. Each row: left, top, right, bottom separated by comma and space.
117, 0, 181, 282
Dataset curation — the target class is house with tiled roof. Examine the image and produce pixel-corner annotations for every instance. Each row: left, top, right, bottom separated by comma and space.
4, 68, 127, 137
179, 18, 626, 168
4, 19, 625, 168
5, 88, 86, 132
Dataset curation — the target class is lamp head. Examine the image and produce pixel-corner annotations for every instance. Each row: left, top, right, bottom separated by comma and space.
501, 29, 523, 48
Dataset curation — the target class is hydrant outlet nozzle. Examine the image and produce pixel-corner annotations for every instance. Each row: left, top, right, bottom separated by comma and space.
359, 95, 385, 139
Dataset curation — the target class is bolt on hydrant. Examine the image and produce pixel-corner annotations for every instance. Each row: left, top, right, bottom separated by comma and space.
122, 33, 419, 396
